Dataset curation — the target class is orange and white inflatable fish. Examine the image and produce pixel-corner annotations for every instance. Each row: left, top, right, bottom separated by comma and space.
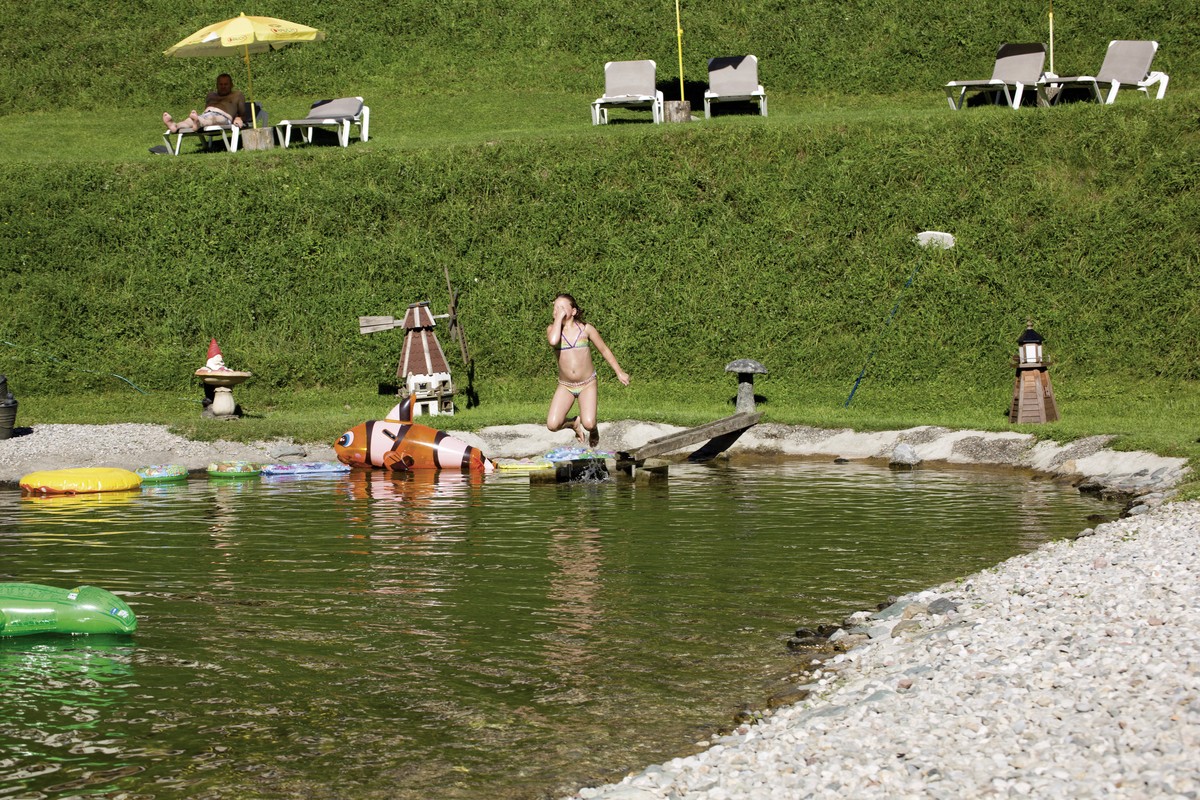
334, 398, 494, 472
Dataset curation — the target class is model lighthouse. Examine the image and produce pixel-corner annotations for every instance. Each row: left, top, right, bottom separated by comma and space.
1009, 322, 1059, 424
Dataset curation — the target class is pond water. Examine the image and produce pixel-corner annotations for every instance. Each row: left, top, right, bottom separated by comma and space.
0, 460, 1115, 799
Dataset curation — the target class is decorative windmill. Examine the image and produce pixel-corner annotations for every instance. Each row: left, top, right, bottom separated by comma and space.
358, 267, 471, 417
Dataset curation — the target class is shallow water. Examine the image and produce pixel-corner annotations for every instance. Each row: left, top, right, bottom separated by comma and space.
0, 461, 1114, 799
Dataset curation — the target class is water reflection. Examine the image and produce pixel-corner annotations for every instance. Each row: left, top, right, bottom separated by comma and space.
542, 504, 605, 682
0, 637, 141, 796
20, 489, 142, 511
339, 469, 482, 540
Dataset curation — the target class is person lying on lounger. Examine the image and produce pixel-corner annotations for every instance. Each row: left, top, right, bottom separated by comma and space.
162, 73, 245, 133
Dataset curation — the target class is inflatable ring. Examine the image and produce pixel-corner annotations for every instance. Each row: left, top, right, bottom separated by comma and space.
136, 464, 189, 484
1, 583, 137, 637
19, 467, 142, 495
207, 461, 262, 478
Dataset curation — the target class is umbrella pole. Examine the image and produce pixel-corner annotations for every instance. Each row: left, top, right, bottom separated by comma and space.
675, 0, 685, 101
1048, 0, 1054, 74
243, 46, 258, 128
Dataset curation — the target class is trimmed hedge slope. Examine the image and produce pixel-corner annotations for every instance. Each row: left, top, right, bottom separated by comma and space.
4, 97, 1198, 395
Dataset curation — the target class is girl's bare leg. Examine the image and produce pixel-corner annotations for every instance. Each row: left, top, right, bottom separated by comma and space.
547, 386, 585, 444
576, 381, 600, 448
163, 112, 178, 133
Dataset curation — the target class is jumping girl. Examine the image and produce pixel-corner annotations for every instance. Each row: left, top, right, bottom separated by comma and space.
546, 293, 630, 447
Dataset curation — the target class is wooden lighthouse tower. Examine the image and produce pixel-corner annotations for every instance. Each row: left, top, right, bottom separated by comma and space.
1009, 322, 1059, 424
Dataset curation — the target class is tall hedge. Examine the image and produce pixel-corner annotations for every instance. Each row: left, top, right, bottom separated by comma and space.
4, 97, 1198, 394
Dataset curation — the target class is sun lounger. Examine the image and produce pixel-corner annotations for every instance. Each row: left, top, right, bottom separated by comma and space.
591, 60, 664, 125
276, 97, 370, 148
944, 43, 1046, 110
704, 55, 767, 118
161, 102, 264, 156
1036, 40, 1168, 105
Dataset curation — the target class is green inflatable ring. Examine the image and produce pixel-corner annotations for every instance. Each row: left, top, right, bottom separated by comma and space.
136, 464, 189, 483
207, 461, 262, 479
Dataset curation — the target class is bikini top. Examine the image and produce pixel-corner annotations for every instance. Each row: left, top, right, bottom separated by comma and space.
559, 323, 590, 350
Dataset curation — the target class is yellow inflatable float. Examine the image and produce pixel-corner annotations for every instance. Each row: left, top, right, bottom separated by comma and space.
19, 467, 142, 495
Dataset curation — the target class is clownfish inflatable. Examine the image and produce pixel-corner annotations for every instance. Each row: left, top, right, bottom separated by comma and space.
334, 398, 494, 473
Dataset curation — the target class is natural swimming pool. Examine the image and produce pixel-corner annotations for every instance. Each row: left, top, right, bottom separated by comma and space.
0, 460, 1116, 799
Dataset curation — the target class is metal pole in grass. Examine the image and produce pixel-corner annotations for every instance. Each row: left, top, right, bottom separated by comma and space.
843, 232, 956, 408
1048, 0, 1055, 75
675, 0, 685, 101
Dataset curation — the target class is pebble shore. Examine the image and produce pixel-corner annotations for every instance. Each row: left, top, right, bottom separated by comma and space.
563, 500, 1200, 799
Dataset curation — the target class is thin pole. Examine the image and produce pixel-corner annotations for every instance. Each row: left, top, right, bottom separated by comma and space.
844, 263, 921, 408
1048, 0, 1055, 74
675, 0, 685, 101
243, 45, 258, 128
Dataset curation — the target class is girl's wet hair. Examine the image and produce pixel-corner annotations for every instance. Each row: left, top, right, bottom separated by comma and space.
555, 293, 585, 323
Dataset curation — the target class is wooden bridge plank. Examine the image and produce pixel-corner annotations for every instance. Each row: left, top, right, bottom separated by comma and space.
622, 412, 762, 462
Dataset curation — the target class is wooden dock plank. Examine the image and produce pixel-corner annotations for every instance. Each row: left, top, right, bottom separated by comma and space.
622, 412, 762, 462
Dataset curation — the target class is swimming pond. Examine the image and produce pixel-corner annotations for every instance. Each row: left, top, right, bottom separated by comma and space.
0, 460, 1116, 799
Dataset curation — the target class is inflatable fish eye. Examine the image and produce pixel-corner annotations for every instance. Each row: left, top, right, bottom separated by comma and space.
336, 431, 354, 448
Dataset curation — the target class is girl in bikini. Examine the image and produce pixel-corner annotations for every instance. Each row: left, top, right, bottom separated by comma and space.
546, 293, 630, 448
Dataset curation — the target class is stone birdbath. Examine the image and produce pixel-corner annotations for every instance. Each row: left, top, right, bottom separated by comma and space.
726, 359, 767, 413
195, 369, 252, 418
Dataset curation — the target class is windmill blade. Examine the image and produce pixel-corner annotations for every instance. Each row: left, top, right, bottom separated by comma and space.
449, 292, 471, 365
443, 265, 472, 365
358, 315, 402, 334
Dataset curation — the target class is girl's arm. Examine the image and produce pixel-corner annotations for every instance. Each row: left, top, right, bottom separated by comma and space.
587, 325, 630, 386
546, 309, 567, 347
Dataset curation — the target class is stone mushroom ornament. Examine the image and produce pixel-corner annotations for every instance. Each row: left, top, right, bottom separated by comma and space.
726, 359, 767, 413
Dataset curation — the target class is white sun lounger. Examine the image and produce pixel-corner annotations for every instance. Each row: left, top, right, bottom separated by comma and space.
1037, 40, 1168, 105
704, 55, 767, 118
591, 60, 664, 125
945, 43, 1046, 110
276, 97, 370, 148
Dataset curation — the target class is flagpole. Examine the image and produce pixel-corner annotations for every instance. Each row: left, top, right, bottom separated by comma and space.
675, 0, 685, 102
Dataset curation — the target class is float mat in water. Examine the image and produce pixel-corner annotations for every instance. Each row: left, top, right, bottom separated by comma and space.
20, 467, 142, 495
0, 583, 137, 637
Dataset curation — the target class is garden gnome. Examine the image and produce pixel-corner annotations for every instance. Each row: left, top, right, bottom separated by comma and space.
204, 338, 229, 371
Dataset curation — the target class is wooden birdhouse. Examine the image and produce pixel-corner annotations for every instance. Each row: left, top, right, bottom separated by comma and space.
1009, 322, 1059, 424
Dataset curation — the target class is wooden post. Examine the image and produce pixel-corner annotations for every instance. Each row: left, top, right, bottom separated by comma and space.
240, 127, 275, 151
664, 100, 692, 123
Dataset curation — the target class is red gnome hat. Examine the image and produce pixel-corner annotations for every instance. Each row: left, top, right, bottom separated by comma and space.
207, 339, 222, 359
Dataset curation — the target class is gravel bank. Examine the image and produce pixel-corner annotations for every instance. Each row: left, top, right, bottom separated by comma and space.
563, 501, 1200, 799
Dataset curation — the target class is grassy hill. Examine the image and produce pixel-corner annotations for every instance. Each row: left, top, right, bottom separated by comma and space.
2, 0, 1198, 467
3, 0, 1197, 111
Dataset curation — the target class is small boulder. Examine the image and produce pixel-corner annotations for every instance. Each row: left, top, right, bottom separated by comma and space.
890, 443, 921, 468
